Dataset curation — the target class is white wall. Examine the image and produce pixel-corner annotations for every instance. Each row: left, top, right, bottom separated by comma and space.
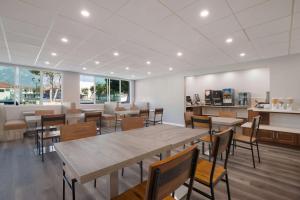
135, 54, 300, 126
186, 68, 270, 100
135, 74, 185, 126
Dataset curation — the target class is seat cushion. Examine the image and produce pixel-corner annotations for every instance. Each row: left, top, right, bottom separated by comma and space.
234, 134, 256, 143
195, 159, 226, 186
4, 120, 27, 130
112, 181, 174, 200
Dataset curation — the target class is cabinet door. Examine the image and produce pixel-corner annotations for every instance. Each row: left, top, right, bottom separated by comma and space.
257, 130, 274, 142
276, 132, 298, 145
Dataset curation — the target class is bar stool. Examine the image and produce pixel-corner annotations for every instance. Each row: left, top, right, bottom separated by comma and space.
149, 108, 163, 125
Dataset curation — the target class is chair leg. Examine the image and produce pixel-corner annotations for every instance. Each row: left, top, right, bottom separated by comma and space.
208, 143, 211, 162
210, 184, 215, 200
63, 170, 66, 200
225, 173, 231, 200
256, 141, 261, 163
71, 179, 76, 200
250, 143, 256, 168
121, 168, 124, 176
202, 142, 205, 155
41, 135, 44, 162
140, 161, 143, 183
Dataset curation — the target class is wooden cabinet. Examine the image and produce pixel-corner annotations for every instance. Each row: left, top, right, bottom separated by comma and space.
276, 132, 298, 145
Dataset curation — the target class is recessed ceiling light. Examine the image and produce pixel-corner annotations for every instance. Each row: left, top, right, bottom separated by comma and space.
61, 37, 68, 43
113, 52, 119, 56
45, 61, 50, 65
177, 52, 183, 57
200, 9, 210, 18
94, 61, 100, 65
226, 38, 233, 44
169, 67, 173, 71
82, 67, 87, 70
81, 9, 90, 17
147, 71, 151, 75
146, 61, 151, 65
110, 72, 114, 75
125, 67, 130, 70
240, 52, 246, 57
51, 52, 57, 56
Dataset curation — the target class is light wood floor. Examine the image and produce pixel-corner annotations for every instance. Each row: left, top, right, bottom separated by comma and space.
0, 127, 300, 200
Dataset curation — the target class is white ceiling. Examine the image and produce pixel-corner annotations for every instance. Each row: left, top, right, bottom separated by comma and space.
0, 0, 299, 79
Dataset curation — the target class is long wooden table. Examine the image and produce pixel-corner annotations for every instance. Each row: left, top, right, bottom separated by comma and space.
211, 116, 243, 126
25, 113, 85, 124
54, 124, 208, 199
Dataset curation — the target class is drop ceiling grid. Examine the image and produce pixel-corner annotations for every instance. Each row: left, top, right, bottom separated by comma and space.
0, 0, 298, 79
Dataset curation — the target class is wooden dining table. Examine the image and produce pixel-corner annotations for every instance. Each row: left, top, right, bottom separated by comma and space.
54, 124, 208, 199
24, 113, 85, 124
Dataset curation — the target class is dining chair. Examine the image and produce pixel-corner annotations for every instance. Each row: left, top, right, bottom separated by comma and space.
115, 106, 126, 131
233, 115, 261, 168
121, 117, 145, 183
139, 109, 150, 127
149, 108, 163, 125
188, 128, 233, 200
184, 111, 194, 128
85, 112, 102, 134
38, 114, 65, 162
112, 145, 199, 200
191, 115, 215, 160
60, 121, 97, 200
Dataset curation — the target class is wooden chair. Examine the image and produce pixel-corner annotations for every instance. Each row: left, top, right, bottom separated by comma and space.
184, 111, 194, 128
115, 106, 126, 131
60, 121, 97, 200
38, 114, 65, 162
139, 109, 150, 127
149, 108, 163, 125
113, 145, 199, 200
121, 117, 145, 183
85, 112, 102, 134
191, 115, 215, 160
234, 116, 261, 168
188, 128, 233, 200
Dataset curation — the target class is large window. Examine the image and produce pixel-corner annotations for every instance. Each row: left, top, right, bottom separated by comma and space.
0, 66, 15, 105
110, 79, 120, 102
95, 77, 108, 104
121, 80, 130, 103
42, 72, 62, 105
19, 68, 41, 105
80, 75, 95, 104
80, 76, 131, 104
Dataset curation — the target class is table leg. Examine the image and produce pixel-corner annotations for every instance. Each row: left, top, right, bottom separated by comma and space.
106, 171, 119, 200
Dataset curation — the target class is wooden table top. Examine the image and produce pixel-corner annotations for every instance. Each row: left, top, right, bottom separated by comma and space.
54, 124, 208, 183
80, 108, 104, 113
211, 117, 243, 126
241, 122, 300, 134
114, 110, 140, 115
25, 113, 84, 123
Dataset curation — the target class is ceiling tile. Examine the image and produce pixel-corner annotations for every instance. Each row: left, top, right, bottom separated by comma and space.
227, 0, 268, 12
236, 0, 292, 28
293, 12, 300, 29
89, 0, 129, 12
254, 42, 289, 59
118, 0, 172, 28
177, 0, 232, 27
246, 16, 291, 39
198, 15, 242, 39
160, 0, 197, 11
0, 0, 54, 28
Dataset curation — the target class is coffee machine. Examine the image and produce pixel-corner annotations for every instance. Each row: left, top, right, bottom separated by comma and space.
212, 90, 223, 106
223, 88, 235, 106
205, 90, 213, 105
238, 92, 251, 106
